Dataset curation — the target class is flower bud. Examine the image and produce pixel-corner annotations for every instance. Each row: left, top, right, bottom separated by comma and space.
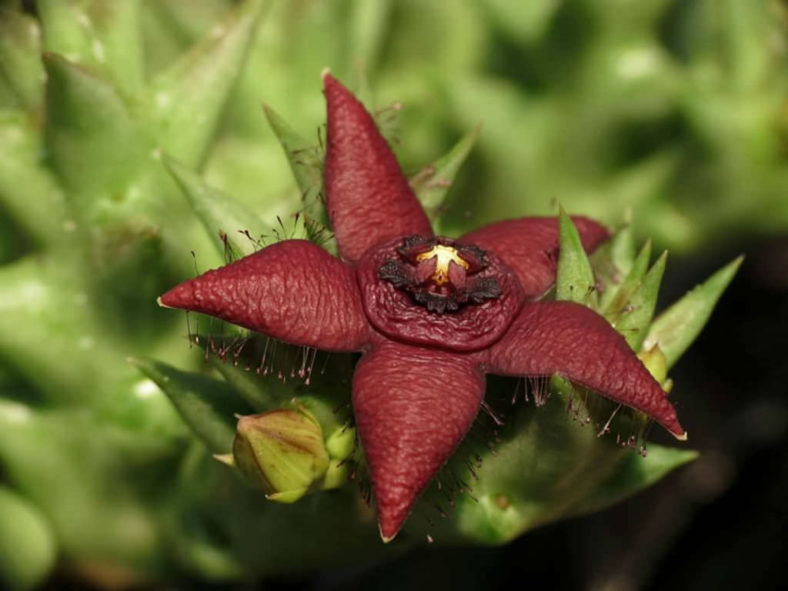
325, 425, 355, 461
320, 425, 356, 491
232, 408, 329, 503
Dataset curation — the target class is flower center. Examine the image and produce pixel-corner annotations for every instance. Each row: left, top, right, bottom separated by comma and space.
415, 245, 469, 286
378, 236, 501, 314
357, 235, 524, 350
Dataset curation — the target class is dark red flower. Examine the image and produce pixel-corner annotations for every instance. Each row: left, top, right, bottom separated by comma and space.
160, 74, 686, 542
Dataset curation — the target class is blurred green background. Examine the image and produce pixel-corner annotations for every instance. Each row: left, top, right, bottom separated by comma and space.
0, 0, 786, 589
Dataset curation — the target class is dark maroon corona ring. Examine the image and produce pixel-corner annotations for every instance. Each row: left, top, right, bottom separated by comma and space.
160, 73, 686, 542
358, 235, 524, 350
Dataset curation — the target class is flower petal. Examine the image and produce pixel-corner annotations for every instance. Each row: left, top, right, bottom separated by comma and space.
480, 301, 686, 438
323, 73, 433, 262
353, 341, 485, 541
159, 240, 369, 351
459, 217, 609, 299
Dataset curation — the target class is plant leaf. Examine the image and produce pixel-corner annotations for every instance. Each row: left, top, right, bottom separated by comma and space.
37, 0, 93, 66
204, 336, 353, 429
262, 104, 324, 215
167, 531, 243, 581
614, 250, 666, 350
81, 0, 145, 95
592, 222, 635, 307
262, 104, 336, 252
0, 113, 66, 245
569, 443, 698, 517
148, 0, 266, 167
0, 257, 127, 405
608, 222, 636, 274
405, 382, 623, 544
43, 53, 147, 200
411, 125, 480, 222
131, 357, 249, 454
556, 208, 598, 307
482, 0, 561, 43
38, 0, 144, 95
350, 0, 391, 73
303, 215, 337, 253
0, 485, 57, 591
208, 354, 293, 413
644, 256, 743, 368
0, 404, 171, 569
601, 238, 651, 312
163, 155, 268, 259
0, 9, 44, 109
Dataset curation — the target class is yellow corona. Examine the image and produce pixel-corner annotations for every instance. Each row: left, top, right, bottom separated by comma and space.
415, 245, 470, 286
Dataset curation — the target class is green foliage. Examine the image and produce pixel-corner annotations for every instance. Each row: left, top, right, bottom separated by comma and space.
0, 486, 57, 591
411, 126, 480, 226
0, 0, 758, 586
0, 9, 44, 109
645, 256, 745, 368
163, 155, 270, 258
131, 357, 247, 454
615, 250, 667, 350
601, 239, 652, 313
556, 208, 598, 307
44, 53, 147, 199
569, 443, 699, 517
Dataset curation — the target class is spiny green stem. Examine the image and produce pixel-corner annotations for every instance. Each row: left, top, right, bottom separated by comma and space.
147, 0, 267, 168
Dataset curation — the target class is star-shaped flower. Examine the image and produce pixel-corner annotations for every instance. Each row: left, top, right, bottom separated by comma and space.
160, 74, 685, 542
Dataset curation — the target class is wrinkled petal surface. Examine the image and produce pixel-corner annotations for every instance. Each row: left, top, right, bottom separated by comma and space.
460, 217, 609, 299
353, 341, 485, 540
160, 240, 369, 351
480, 301, 685, 438
323, 73, 432, 262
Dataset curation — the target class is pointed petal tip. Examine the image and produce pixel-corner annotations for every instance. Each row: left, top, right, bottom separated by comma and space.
378, 521, 399, 544
158, 282, 194, 310
662, 414, 687, 440
321, 68, 334, 85
654, 409, 687, 442
354, 346, 484, 542
661, 407, 687, 441
322, 70, 433, 260
157, 292, 178, 309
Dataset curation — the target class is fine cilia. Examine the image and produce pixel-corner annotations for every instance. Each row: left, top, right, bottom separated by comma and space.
159, 72, 685, 542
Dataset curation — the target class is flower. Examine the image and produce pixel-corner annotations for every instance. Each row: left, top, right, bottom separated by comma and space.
159, 73, 686, 542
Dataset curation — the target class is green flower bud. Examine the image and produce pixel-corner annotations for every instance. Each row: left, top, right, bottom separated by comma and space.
321, 425, 356, 491
325, 425, 355, 461
232, 408, 330, 504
